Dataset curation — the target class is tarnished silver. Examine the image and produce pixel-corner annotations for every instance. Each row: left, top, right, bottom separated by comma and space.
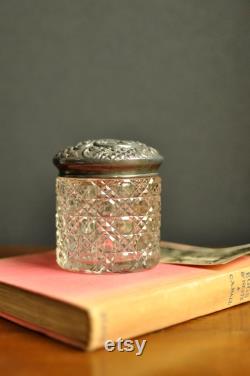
53, 139, 163, 177
55, 139, 162, 162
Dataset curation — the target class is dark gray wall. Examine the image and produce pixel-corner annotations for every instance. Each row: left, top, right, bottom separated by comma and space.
0, 0, 249, 247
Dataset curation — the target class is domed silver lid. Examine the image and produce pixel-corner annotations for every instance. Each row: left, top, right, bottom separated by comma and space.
53, 139, 163, 177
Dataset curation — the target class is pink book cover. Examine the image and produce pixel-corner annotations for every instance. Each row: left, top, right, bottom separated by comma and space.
0, 250, 250, 349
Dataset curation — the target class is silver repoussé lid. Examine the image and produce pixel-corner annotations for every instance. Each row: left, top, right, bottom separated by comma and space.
53, 139, 163, 177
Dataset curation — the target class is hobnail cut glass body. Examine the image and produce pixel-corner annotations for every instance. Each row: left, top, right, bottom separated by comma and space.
56, 176, 161, 273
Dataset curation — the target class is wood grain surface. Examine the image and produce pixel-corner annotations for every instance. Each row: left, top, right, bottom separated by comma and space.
0, 246, 249, 376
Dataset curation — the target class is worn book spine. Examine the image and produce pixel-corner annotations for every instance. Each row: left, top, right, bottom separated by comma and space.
86, 263, 250, 350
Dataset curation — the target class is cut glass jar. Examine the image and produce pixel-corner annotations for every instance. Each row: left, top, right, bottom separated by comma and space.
53, 139, 163, 273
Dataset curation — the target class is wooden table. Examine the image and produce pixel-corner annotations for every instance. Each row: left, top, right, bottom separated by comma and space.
0, 247, 249, 376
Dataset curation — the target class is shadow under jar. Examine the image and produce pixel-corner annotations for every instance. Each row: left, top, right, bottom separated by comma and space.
53, 139, 163, 274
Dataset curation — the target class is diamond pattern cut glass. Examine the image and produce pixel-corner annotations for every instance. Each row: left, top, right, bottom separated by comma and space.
56, 176, 161, 273
54, 139, 163, 273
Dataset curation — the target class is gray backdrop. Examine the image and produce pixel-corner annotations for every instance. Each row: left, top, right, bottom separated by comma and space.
0, 0, 249, 247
